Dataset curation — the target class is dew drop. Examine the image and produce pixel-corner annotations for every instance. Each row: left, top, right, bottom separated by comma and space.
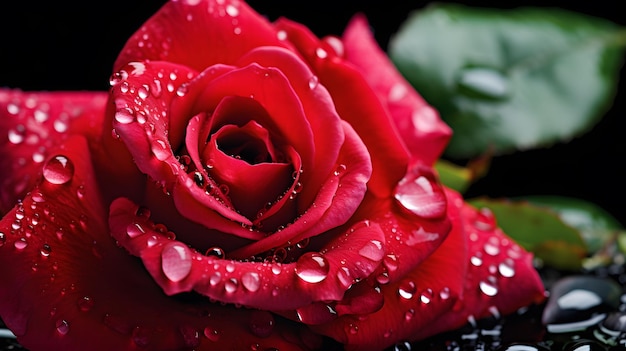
394, 166, 446, 219
151, 139, 170, 161
479, 278, 498, 297
308, 75, 319, 90
484, 237, 500, 256
347, 323, 358, 335
0, 232, 5, 247
498, 259, 515, 278
161, 242, 192, 282
271, 264, 282, 275
42, 155, 74, 185
277, 30, 287, 41
205, 246, 225, 259
138, 84, 150, 100
359, 240, 384, 261
14, 238, 27, 250
242, 272, 261, 292
388, 83, 408, 102
224, 278, 238, 293
420, 289, 433, 304
440, 287, 451, 300
315, 47, 328, 59
8, 127, 25, 144
295, 252, 329, 283
333, 164, 346, 176
456, 66, 510, 100
249, 310, 274, 338
126, 223, 145, 239
225, 4, 239, 16
470, 255, 483, 267
176, 84, 188, 97
78, 296, 94, 312
209, 272, 222, 286
394, 341, 412, 351
398, 280, 416, 300
384, 254, 399, 273
115, 107, 136, 124
203, 326, 220, 341
109, 70, 128, 86
475, 207, 496, 231
40, 244, 52, 257
404, 308, 415, 322
55, 319, 70, 335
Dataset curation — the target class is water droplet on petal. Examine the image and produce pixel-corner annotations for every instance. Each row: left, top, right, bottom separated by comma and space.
295, 252, 329, 283
161, 242, 192, 282
43, 155, 74, 184
205, 246, 225, 259
203, 326, 220, 341
14, 238, 27, 250
394, 166, 446, 219
420, 289, 433, 304
315, 47, 328, 59
308, 75, 319, 90
224, 278, 238, 293
55, 319, 70, 335
138, 84, 150, 100
479, 278, 498, 297
249, 310, 274, 338
78, 296, 94, 312
40, 244, 52, 257
498, 259, 515, 278
242, 272, 260, 292
359, 240, 384, 261
398, 280, 416, 300
115, 107, 136, 124
0, 232, 5, 247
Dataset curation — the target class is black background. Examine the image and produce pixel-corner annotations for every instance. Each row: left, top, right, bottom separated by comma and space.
0, 1, 624, 224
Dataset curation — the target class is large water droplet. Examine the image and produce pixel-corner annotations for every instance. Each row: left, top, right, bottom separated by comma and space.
479, 278, 498, 297
394, 166, 446, 219
161, 242, 192, 282
55, 319, 70, 335
456, 66, 510, 100
115, 107, 136, 124
78, 296, 94, 312
242, 272, 260, 292
203, 326, 220, 341
498, 259, 515, 278
43, 155, 74, 184
248, 310, 274, 338
295, 252, 329, 283
398, 280, 417, 300
359, 240, 384, 261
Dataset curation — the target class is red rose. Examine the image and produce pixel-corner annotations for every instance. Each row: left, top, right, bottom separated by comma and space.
0, 1, 545, 350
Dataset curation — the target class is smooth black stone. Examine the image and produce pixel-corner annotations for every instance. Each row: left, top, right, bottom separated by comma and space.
602, 311, 626, 333
562, 338, 607, 351
542, 275, 622, 332
496, 342, 550, 351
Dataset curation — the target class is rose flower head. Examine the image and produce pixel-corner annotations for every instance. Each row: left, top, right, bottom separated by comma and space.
0, 1, 545, 350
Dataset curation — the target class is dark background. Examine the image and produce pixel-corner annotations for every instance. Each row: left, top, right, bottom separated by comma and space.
0, 1, 624, 224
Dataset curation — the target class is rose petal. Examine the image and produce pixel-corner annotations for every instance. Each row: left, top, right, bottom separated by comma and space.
0, 89, 107, 213
228, 121, 371, 259
417, 193, 547, 338
309, 189, 467, 351
342, 15, 452, 165
274, 19, 410, 198
0, 135, 319, 351
236, 46, 345, 209
115, 0, 288, 72
110, 196, 386, 311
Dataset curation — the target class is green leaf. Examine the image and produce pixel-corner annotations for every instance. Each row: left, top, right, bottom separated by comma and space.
434, 159, 472, 193
520, 196, 623, 254
469, 197, 587, 270
389, 4, 626, 158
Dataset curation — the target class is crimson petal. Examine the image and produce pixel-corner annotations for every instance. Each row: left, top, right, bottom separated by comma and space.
0, 136, 317, 351
114, 0, 288, 72
0, 90, 107, 213
342, 15, 452, 166
418, 193, 546, 338
274, 18, 410, 198
110, 197, 386, 311
309, 189, 467, 351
